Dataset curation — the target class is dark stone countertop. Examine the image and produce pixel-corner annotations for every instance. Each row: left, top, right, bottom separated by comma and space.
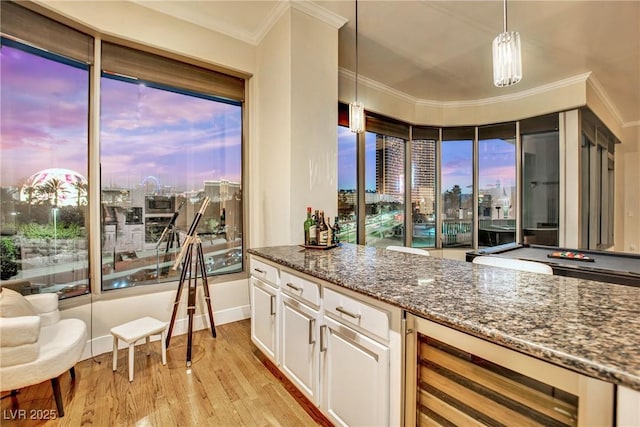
248, 243, 640, 392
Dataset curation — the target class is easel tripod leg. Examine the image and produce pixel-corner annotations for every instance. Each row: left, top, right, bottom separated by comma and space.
197, 243, 217, 338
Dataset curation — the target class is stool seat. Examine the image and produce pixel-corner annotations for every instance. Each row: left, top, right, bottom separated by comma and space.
111, 316, 167, 382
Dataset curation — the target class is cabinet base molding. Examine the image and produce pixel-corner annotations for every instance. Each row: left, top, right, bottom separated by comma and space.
254, 348, 334, 427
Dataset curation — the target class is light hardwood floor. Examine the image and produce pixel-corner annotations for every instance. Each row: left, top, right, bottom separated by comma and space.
1, 320, 329, 426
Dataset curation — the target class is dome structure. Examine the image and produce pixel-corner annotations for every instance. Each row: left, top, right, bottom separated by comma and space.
21, 168, 88, 207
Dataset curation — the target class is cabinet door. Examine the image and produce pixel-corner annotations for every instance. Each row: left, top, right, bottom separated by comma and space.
250, 277, 278, 362
281, 294, 319, 404
321, 316, 389, 427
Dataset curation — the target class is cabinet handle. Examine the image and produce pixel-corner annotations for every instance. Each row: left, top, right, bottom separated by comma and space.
254, 268, 266, 274
286, 282, 302, 292
336, 306, 361, 320
308, 318, 316, 344
319, 325, 327, 352
270, 295, 276, 315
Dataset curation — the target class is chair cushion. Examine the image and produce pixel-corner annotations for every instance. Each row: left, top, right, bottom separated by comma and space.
0, 288, 36, 318
0, 342, 39, 367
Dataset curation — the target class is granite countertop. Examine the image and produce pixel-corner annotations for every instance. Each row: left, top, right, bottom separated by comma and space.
248, 243, 640, 392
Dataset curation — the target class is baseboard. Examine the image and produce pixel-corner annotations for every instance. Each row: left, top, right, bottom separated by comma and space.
80, 304, 251, 360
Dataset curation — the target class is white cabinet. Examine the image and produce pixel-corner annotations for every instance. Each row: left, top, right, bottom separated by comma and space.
249, 255, 402, 426
281, 293, 320, 403
250, 257, 280, 363
250, 277, 278, 363
617, 386, 640, 427
321, 315, 390, 427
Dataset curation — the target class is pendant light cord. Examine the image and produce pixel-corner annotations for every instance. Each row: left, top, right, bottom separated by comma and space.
355, 0, 359, 103
503, 0, 508, 33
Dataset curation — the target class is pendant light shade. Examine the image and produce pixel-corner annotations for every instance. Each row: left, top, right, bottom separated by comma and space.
349, 0, 364, 133
349, 101, 364, 133
492, 0, 522, 87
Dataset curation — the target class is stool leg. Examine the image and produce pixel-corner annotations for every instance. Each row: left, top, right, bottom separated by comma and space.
112, 336, 118, 372
128, 343, 134, 382
161, 330, 167, 366
145, 336, 151, 356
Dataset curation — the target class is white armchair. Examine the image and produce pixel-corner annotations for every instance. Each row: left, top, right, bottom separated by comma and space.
0, 289, 87, 417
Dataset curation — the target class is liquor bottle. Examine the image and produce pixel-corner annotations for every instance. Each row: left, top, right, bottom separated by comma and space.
310, 210, 318, 245
332, 216, 341, 244
317, 210, 329, 246
304, 207, 313, 245
326, 216, 333, 247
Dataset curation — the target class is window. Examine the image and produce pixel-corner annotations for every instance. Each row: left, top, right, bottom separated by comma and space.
100, 44, 244, 291
337, 125, 357, 243
0, 1, 92, 299
1, 4, 246, 297
521, 114, 559, 246
478, 123, 516, 248
441, 128, 474, 248
411, 127, 438, 248
363, 115, 409, 248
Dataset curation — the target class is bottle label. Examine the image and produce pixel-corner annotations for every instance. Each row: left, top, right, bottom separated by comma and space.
309, 225, 317, 244
319, 230, 328, 245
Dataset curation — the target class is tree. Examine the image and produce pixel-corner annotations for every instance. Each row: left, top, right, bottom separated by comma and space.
38, 178, 68, 208
0, 238, 18, 280
72, 181, 88, 206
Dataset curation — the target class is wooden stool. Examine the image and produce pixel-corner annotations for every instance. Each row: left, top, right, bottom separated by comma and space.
111, 316, 168, 382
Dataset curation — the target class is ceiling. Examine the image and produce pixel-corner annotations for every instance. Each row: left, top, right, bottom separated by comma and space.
136, 1, 640, 125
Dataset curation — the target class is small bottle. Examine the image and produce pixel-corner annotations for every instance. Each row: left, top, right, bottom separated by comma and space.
332, 216, 341, 244
317, 211, 329, 246
310, 210, 318, 245
304, 207, 313, 245
326, 217, 333, 246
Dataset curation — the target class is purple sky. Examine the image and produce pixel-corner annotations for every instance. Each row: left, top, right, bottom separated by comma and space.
1, 45, 89, 186
1, 44, 242, 192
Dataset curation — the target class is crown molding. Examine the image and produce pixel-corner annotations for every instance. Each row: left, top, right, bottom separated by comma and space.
339, 68, 418, 104
253, 1, 291, 45
586, 75, 625, 127
290, 1, 348, 30
131, 1, 258, 45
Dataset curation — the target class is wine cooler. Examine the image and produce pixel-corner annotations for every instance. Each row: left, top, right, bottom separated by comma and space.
404, 314, 614, 426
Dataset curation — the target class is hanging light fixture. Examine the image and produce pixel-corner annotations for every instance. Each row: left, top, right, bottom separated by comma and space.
492, 0, 522, 87
349, 0, 364, 133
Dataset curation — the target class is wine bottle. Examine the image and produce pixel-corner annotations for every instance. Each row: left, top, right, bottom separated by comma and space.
304, 207, 313, 245
317, 210, 329, 246
332, 216, 341, 244
326, 216, 333, 246
310, 210, 318, 245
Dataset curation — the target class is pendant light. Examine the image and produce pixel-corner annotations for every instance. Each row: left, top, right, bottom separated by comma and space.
349, 0, 364, 133
492, 0, 522, 87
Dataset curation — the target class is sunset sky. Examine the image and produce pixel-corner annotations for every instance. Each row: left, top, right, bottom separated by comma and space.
0, 43, 242, 192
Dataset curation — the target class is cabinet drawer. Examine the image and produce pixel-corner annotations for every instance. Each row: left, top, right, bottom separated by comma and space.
250, 257, 279, 286
281, 271, 320, 307
323, 288, 389, 341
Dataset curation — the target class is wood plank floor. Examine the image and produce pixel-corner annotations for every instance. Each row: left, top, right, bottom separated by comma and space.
1, 320, 328, 426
